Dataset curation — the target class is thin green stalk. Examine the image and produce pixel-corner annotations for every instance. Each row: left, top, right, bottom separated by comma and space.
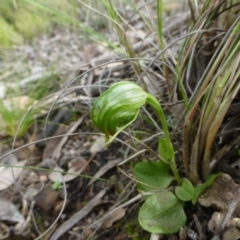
146, 94, 181, 184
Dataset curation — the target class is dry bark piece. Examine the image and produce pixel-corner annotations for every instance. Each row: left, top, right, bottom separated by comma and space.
199, 174, 240, 238
198, 173, 240, 214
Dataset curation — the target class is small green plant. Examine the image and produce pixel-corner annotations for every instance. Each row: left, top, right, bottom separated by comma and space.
0, 72, 60, 138
51, 181, 63, 191
0, 96, 38, 138
0, 0, 76, 47
91, 81, 218, 234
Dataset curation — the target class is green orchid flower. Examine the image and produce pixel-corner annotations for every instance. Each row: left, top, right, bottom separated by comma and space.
91, 80, 181, 183
91, 81, 147, 143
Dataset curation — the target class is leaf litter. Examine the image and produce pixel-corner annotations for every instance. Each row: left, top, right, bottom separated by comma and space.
0, 154, 27, 191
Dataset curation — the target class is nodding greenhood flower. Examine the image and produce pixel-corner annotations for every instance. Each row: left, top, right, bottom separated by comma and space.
91, 81, 148, 143
91, 80, 181, 183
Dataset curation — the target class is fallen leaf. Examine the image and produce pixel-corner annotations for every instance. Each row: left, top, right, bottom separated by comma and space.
199, 174, 240, 214
49, 157, 89, 183
68, 157, 89, 171
48, 165, 65, 183
0, 199, 24, 223
0, 158, 27, 191
102, 208, 126, 229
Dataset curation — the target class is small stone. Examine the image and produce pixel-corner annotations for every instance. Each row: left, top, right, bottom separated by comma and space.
44, 220, 50, 227
68, 149, 76, 156
73, 140, 81, 149
39, 175, 48, 183
34, 184, 59, 211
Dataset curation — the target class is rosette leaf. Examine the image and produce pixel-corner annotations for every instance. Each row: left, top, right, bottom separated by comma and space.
91, 81, 147, 143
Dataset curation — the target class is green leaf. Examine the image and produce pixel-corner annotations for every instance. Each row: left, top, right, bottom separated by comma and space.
139, 192, 187, 234
51, 181, 63, 190
133, 161, 174, 191
192, 173, 220, 204
158, 138, 174, 162
175, 178, 194, 202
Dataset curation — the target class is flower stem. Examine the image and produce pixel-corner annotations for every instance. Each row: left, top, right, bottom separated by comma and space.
146, 93, 181, 184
